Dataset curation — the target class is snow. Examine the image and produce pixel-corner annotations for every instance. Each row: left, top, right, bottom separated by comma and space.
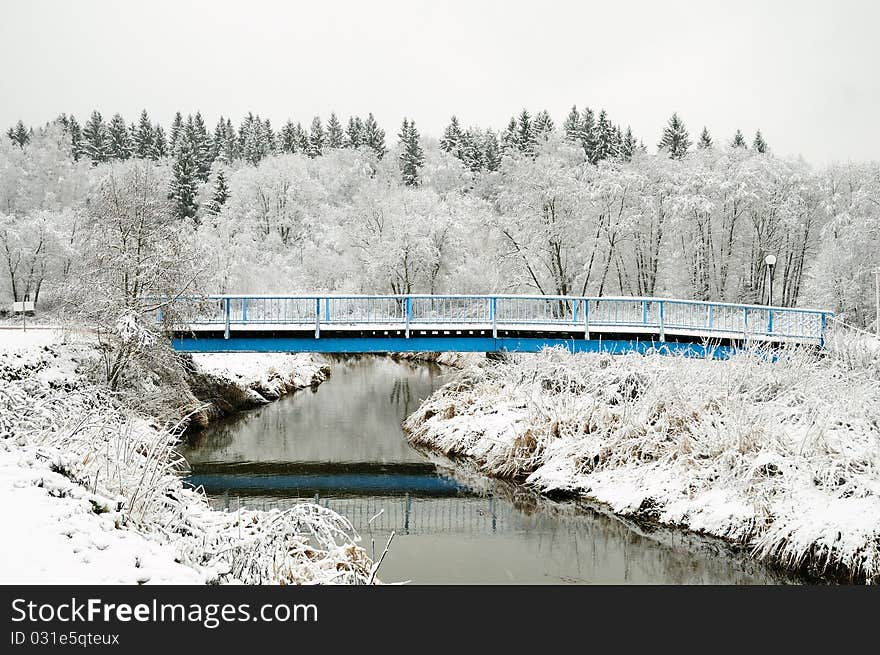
0, 336, 373, 585
190, 352, 329, 401
404, 345, 880, 582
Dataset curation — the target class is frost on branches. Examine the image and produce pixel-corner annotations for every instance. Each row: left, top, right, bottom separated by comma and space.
403, 338, 880, 583
0, 335, 375, 584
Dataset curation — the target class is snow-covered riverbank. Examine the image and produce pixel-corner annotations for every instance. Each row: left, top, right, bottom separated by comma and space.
403, 342, 880, 583
0, 331, 374, 584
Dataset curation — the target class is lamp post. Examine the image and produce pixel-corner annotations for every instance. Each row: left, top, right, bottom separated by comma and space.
764, 254, 777, 306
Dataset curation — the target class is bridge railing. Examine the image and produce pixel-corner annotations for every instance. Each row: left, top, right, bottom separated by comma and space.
158, 294, 832, 345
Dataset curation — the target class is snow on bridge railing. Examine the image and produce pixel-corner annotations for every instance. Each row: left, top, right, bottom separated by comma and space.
152, 294, 833, 347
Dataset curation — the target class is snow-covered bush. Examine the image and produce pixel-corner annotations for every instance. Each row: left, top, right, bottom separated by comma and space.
404, 341, 880, 582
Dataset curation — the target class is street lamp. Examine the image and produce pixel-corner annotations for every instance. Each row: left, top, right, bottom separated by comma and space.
764, 254, 777, 306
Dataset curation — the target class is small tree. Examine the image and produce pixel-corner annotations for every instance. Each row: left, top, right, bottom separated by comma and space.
169, 137, 199, 221
6, 120, 30, 148
326, 112, 344, 148
657, 112, 691, 159
107, 113, 133, 160
81, 110, 110, 164
362, 113, 386, 159
753, 130, 769, 153
698, 126, 713, 149
308, 116, 325, 158
65, 160, 204, 390
731, 129, 747, 148
398, 118, 424, 186
205, 170, 230, 216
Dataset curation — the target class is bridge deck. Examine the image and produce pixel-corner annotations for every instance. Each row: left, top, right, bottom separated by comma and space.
159, 294, 832, 356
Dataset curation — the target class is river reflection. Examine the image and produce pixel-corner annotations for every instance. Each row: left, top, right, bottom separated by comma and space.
180, 356, 802, 585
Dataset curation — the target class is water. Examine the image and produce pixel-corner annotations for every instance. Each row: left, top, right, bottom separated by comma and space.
180, 356, 800, 584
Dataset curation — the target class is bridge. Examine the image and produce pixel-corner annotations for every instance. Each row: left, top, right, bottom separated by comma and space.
163, 294, 832, 357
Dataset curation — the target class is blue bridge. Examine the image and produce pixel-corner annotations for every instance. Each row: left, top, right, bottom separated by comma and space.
163, 294, 832, 357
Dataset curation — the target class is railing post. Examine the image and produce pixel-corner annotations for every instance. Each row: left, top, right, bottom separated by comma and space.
157, 308, 163, 324
325, 296, 331, 322
224, 298, 230, 339
405, 296, 412, 338
584, 299, 591, 340
743, 307, 749, 340
315, 297, 320, 339
820, 312, 827, 348
572, 299, 578, 325
241, 298, 247, 323
707, 305, 713, 330
767, 309, 773, 335
491, 297, 497, 339
642, 300, 647, 325
658, 301, 665, 342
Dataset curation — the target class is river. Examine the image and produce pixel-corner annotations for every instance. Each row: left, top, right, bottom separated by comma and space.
180, 356, 801, 584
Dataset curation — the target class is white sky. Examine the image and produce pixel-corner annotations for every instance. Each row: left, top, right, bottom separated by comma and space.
0, 0, 877, 164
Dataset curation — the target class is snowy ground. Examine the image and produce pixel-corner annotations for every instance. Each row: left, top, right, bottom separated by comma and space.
190, 351, 329, 402
404, 341, 880, 583
0, 330, 374, 585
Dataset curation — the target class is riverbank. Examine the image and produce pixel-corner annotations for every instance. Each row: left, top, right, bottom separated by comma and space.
0, 331, 374, 584
403, 341, 880, 583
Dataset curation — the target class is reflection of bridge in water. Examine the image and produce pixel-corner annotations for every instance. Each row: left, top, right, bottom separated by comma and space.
208, 494, 507, 536
162, 294, 833, 357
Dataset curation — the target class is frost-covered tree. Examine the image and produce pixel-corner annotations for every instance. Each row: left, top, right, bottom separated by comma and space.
6, 120, 30, 148
133, 110, 154, 158
563, 105, 582, 142
65, 160, 204, 390
458, 129, 484, 172
398, 118, 424, 186
67, 115, 83, 161
81, 110, 110, 164
516, 109, 537, 156
169, 111, 184, 152
191, 112, 214, 180
345, 116, 364, 148
308, 116, 325, 158
731, 129, 747, 148
533, 110, 554, 141
280, 120, 297, 153
621, 127, 637, 161
580, 108, 599, 163
326, 113, 344, 149
501, 117, 518, 154
205, 169, 230, 216
362, 113, 386, 159
169, 136, 200, 222
440, 116, 462, 154
657, 112, 691, 159
753, 130, 768, 153
483, 130, 501, 172
107, 113, 133, 160
698, 126, 713, 149
594, 110, 614, 161
150, 124, 167, 160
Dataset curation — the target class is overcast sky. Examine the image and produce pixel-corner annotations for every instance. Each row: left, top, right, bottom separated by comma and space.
0, 0, 877, 164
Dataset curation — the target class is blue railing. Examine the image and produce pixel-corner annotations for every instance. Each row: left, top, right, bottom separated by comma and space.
158, 294, 833, 347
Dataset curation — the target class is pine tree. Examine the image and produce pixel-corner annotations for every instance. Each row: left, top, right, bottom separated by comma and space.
6, 120, 30, 148
563, 105, 581, 142
280, 120, 298, 153
731, 129, 747, 148
753, 130, 768, 153
697, 126, 713, 149
169, 111, 184, 152
107, 113, 132, 160
621, 127, 637, 161
483, 129, 501, 171
516, 109, 536, 156
326, 112, 344, 148
294, 122, 310, 153
150, 124, 167, 159
81, 110, 110, 164
398, 118, 424, 186
580, 108, 598, 163
362, 113, 386, 158
192, 112, 214, 180
263, 118, 276, 154
133, 110, 154, 158
593, 110, 614, 161
205, 170, 230, 216
308, 116, 325, 157
501, 117, 519, 154
458, 129, 484, 172
222, 118, 238, 162
345, 116, 364, 148
67, 115, 83, 160
169, 136, 199, 222
533, 110, 554, 141
657, 112, 691, 159
440, 115, 463, 154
